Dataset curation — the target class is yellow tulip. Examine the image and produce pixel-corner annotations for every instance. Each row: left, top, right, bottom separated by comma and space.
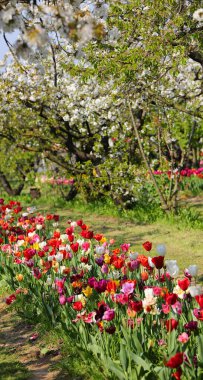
82, 286, 93, 298
52, 261, 59, 269
104, 254, 111, 264
33, 243, 39, 250
16, 274, 24, 282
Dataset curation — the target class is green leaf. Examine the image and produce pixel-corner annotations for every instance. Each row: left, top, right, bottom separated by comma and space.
132, 334, 143, 354
106, 358, 126, 380
120, 344, 128, 372
130, 353, 151, 372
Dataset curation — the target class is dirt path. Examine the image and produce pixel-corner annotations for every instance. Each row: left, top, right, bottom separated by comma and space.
0, 299, 61, 380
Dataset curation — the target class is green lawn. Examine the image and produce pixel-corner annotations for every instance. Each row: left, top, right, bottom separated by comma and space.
35, 202, 203, 276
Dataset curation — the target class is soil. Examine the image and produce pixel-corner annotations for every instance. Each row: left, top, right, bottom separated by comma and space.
0, 299, 61, 380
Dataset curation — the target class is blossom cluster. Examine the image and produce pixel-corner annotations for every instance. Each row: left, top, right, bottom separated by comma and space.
0, 198, 202, 379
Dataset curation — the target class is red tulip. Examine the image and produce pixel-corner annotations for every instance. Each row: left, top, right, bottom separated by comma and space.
178, 278, 190, 291
172, 368, 182, 380
68, 234, 74, 242
165, 352, 183, 368
72, 301, 83, 311
166, 318, 178, 332
165, 293, 178, 305
195, 295, 203, 308
129, 300, 143, 312
94, 234, 103, 241
142, 241, 152, 251
70, 242, 79, 252
151, 256, 164, 269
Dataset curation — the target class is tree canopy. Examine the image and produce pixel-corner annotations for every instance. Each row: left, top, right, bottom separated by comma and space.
0, 0, 202, 209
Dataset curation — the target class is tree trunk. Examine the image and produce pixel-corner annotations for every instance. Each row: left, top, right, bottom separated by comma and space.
128, 103, 170, 213
0, 172, 24, 196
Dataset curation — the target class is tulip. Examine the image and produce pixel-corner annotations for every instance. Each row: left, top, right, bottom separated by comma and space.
103, 309, 115, 321
184, 321, 198, 331
151, 256, 164, 269
172, 368, 182, 380
162, 304, 170, 314
165, 352, 183, 368
121, 281, 135, 295
105, 325, 116, 334
165, 318, 178, 332
156, 244, 166, 256
55, 253, 63, 262
95, 246, 105, 255
178, 277, 190, 291
187, 265, 198, 277
165, 293, 178, 305
141, 271, 149, 281
188, 285, 202, 297
16, 274, 24, 282
59, 295, 67, 305
193, 308, 203, 321
129, 252, 138, 260
73, 301, 83, 311
172, 301, 182, 315
165, 260, 179, 278
142, 241, 152, 251
101, 264, 109, 274
148, 257, 155, 268
195, 295, 203, 308
178, 332, 189, 343
82, 286, 93, 298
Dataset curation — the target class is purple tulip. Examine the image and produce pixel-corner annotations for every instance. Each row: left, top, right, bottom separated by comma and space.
184, 321, 198, 331
94, 279, 107, 293
95, 256, 104, 267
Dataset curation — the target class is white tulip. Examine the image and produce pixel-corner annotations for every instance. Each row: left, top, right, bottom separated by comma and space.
166, 260, 179, 278
129, 252, 138, 260
156, 244, 166, 256
95, 246, 105, 255
144, 288, 154, 298
36, 224, 42, 230
187, 265, 198, 277
46, 277, 52, 285
148, 257, 155, 268
188, 285, 202, 297
48, 255, 53, 261
39, 241, 46, 249
55, 253, 63, 262
60, 234, 68, 242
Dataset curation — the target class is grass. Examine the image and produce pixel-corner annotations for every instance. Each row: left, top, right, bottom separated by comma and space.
1, 188, 203, 274
16, 189, 201, 275
0, 349, 29, 380
36, 326, 111, 380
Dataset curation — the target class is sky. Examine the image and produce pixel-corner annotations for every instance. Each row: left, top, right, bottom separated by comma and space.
0, 31, 17, 61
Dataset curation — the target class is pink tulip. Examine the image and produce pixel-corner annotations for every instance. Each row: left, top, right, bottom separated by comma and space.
103, 309, 115, 321
178, 332, 189, 343
59, 295, 67, 305
121, 282, 135, 295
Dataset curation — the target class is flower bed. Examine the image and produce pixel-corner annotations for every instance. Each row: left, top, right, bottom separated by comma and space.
153, 167, 203, 179
0, 198, 202, 380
